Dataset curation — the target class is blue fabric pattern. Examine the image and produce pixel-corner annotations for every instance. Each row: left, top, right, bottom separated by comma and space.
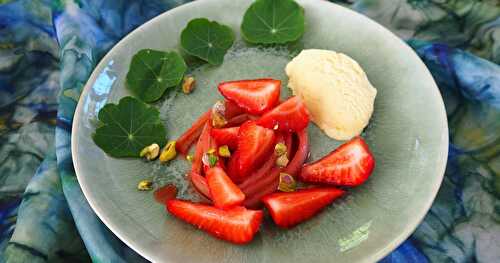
0, 0, 498, 262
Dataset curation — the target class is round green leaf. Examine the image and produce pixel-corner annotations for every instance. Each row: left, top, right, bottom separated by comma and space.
180, 18, 235, 65
126, 49, 187, 102
93, 96, 167, 158
241, 0, 305, 44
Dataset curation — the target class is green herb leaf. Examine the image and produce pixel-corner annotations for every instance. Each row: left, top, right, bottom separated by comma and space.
93, 96, 167, 158
126, 49, 186, 102
241, 0, 305, 44
202, 152, 219, 168
180, 18, 235, 65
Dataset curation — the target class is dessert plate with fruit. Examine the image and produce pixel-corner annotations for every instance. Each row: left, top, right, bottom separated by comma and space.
72, 0, 448, 262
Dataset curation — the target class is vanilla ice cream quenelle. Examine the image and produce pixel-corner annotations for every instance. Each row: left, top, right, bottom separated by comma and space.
285, 49, 377, 140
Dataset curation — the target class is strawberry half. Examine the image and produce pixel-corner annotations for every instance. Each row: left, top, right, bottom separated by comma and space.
299, 137, 375, 187
206, 167, 245, 209
218, 79, 281, 114
262, 188, 345, 228
224, 100, 245, 119
231, 121, 276, 183
166, 200, 263, 244
211, 127, 239, 150
257, 96, 309, 132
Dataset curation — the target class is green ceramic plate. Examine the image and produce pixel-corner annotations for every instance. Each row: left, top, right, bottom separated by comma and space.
72, 0, 448, 262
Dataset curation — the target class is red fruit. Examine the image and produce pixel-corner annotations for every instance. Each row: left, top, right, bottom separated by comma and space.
257, 96, 310, 132
226, 150, 240, 181
299, 137, 375, 187
202, 132, 224, 174
284, 132, 293, 159
242, 129, 309, 208
191, 123, 212, 175
218, 79, 281, 114
211, 127, 239, 150
283, 129, 309, 176
238, 133, 284, 191
243, 167, 281, 209
190, 172, 211, 200
224, 100, 245, 119
226, 114, 252, 127
202, 156, 227, 175
233, 121, 276, 182
206, 167, 245, 209
166, 200, 263, 244
262, 188, 345, 228
176, 110, 211, 155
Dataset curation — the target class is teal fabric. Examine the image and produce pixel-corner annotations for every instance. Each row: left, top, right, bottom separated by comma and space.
0, 0, 498, 262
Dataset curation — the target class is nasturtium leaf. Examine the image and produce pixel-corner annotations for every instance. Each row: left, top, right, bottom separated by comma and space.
126, 49, 186, 102
241, 0, 305, 44
180, 18, 235, 65
93, 96, 167, 158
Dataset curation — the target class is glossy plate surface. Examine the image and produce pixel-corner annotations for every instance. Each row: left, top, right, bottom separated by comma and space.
72, 0, 448, 262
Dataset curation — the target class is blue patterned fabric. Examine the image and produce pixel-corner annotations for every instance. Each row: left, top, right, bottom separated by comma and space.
0, 0, 498, 262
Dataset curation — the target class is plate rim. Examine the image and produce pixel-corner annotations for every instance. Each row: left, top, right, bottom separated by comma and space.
71, 0, 449, 262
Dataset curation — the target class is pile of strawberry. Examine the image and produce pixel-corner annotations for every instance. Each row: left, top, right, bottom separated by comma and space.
167, 79, 375, 244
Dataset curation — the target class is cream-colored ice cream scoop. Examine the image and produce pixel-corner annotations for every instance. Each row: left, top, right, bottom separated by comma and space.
286, 49, 377, 140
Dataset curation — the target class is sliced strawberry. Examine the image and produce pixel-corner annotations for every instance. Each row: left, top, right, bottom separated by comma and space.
226, 114, 251, 127
226, 150, 240, 182
243, 129, 309, 208
176, 110, 211, 155
166, 200, 263, 244
224, 100, 245, 119
211, 127, 239, 150
202, 157, 227, 175
257, 96, 310, 132
206, 167, 245, 209
262, 188, 345, 228
218, 79, 281, 114
238, 133, 285, 195
299, 137, 375, 187
232, 121, 276, 183
238, 133, 284, 191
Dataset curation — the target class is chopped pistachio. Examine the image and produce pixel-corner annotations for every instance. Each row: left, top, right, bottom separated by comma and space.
137, 179, 153, 191
207, 148, 216, 154
211, 101, 228, 128
202, 152, 218, 168
276, 154, 289, 167
159, 141, 177, 163
186, 154, 194, 162
211, 112, 227, 128
202, 153, 209, 166
218, 145, 231, 157
212, 100, 226, 114
274, 142, 287, 156
182, 76, 196, 94
208, 154, 218, 167
278, 173, 296, 192
140, 143, 160, 161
